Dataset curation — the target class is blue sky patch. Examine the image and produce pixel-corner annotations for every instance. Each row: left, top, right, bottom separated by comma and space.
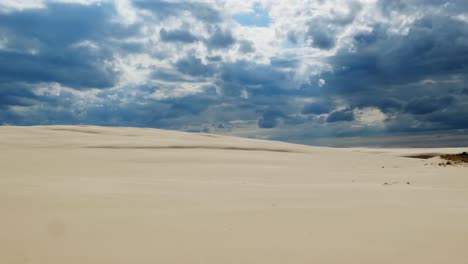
233, 3, 271, 27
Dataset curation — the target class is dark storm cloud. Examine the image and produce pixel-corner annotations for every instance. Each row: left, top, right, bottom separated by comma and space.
0, 3, 135, 89
404, 96, 454, 115
214, 60, 293, 98
204, 27, 236, 49
375, 98, 404, 112
378, 0, 468, 16
0, 3, 118, 48
206, 55, 223, 62
220, 60, 288, 88
174, 55, 215, 77
257, 109, 285, 128
146, 7, 238, 58
270, 57, 300, 69
0, 0, 237, 127
307, 27, 336, 50
0, 49, 117, 89
160, 28, 199, 43
164, 94, 218, 118
238, 40, 256, 53
0, 1, 288, 129
321, 13, 468, 131
304, 1, 362, 50
150, 69, 190, 82
326, 109, 354, 123
301, 101, 331, 115
425, 106, 468, 130
0, 82, 222, 128
0, 84, 38, 109
133, 1, 222, 23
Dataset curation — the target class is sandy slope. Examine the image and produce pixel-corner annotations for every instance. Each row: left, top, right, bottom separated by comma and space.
1, 126, 467, 264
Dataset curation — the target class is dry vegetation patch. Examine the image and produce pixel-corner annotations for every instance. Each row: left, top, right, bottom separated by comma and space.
440, 152, 468, 165
404, 154, 438, 159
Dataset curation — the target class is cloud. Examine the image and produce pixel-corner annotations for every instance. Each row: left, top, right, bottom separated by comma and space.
174, 55, 215, 77
0, 0, 467, 146
302, 0, 362, 50
238, 40, 255, 53
318, 79, 326, 87
159, 28, 199, 43
0, 3, 127, 89
326, 108, 354, 123
204, 27, 236, 49
307, 27, 336, 50
301, 101, 331, 115
0, 83, 38, 109
353, 107, 386, 126
220, 60, 288, 88
319, 12, 468, 132
133, 1, 222, 23
257, 109, 284, 129
405, 96, 454, 115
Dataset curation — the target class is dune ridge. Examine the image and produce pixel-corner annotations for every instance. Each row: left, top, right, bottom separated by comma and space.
85, 145, 300, 153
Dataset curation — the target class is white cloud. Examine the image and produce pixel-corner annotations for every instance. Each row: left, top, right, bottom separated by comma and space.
149, 82, 210, 100
0, 0, 105, 12
353, 107, 386, 127
318, 78, 326, 87
0, 0, 45, 12
114, 0, 138, 24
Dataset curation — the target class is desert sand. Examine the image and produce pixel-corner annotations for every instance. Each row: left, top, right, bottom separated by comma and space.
1, 125, 468, 264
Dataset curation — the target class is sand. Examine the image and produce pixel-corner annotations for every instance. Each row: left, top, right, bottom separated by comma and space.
1, 126, 468, 264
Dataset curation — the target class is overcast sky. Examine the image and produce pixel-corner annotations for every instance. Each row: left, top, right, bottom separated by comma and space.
1, 0, 467, 146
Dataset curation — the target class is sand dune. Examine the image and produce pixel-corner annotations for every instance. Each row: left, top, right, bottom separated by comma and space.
1, 126, 468, 264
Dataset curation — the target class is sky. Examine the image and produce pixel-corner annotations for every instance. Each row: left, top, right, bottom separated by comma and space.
1, 0, 468, 146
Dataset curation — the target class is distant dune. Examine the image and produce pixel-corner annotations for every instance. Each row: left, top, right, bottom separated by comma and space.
1, 126, 468, 264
